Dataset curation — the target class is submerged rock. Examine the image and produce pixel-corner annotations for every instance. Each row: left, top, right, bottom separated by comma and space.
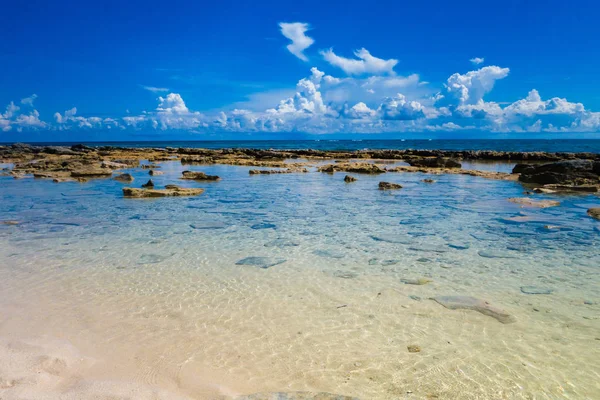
313, 249, 345, 259
447, 242, 470, 250
422, 178, 436, 183
478, 250, 516, 259
508, 197, 560, 208
370, 235, 410, 244
332, 270, 358, 279
189, 222, 227, 229
344, 175, 357, 182
181, 170, 220, 181
113, 173, 134, 182
588, 208, 600, 220
123, 186, 204, 198
251, 223, 276, 230
431, 295, 516, 324
401, 277, 432, 285
521, 286, 554, 295
235, 256, 286, 269
264, 238, 299, 247
378, 181, 402, 190
407, 344, 421, 353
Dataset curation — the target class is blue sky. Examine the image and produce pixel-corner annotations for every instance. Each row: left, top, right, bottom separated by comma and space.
1, 0, 599, 141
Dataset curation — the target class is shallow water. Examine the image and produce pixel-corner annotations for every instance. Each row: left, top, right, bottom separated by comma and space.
1, 161, 599, 399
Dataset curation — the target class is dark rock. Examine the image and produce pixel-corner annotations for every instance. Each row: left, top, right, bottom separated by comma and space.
378, 181, 403, 190
422, 178, 436, 183
344, 175, 357, 182
235, 257, 286, 269
113, 173, 134, 182
518, 159, 599, 185
142, 179, 154, 188
251, 223, 276, 230
407, 157, 461, 168
181, 170, 220, 180
431, 295, 516, 324
407, 344, 421, 353
149, 169, 163, 176
587, 208, 600, 220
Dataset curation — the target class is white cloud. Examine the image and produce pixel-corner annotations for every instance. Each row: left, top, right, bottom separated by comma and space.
378, 94, 425, 120
470, 57, 484, 65
140, 85, 170, 93
279, 22, 314, 61
438, 66, 510, 106
21, 94, 38, 106
321, 48, 398, 75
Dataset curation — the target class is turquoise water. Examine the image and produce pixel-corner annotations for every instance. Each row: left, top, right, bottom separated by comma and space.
1, 160, 599, 399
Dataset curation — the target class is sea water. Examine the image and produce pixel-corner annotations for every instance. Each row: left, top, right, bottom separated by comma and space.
0, 159, 599, 399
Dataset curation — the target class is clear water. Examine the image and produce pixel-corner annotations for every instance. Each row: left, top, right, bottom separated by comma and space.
1, 160, 599, 399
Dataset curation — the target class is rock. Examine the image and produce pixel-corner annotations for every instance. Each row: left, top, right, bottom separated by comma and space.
409, 295, 421, 301
100, 160, 129, 169
517, 159, 599, 185
431, 295, 516, 324
478, 250, 516, 259
249, 168, 307, 174
251, 223, 276, 230
587, 208, 600, 220
264, 239, 299, 247
332, 270, 357, 279
113, 173, 134, 182
1, 220, 20, 225
235, 257, 286, 269
407, 157, 461, 168
508, 197, 560, 208
313, 249, 345, 259
541, 184, 598, 193
370, 235, 410, 244
378, 181, 403, 190
318, 162, 386, 174
189, 222, 227, 229
401, 278, 432, 285
447, 243, 470, 250
407, 345, 421, 353
70, 168, 113, 178
422, 178, 436, 183
181, 170, 220, 180
149, 170, 163, 176
344, 175, 357, 182
141, 164, 160, 169
142, 179, 154, 188
122, 186, 204, 198
521, 286, 554, 295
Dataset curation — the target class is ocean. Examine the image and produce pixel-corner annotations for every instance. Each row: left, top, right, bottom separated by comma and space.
0, 142, 599, 399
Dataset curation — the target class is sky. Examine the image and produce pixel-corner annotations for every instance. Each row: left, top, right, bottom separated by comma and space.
1, 0, 599, 141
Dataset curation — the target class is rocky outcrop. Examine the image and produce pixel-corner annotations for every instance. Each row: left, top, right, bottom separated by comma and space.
181, 170, 220, 181
378, 181, 402, 190
123, 186, 204, 198
142, 179, 154, 188
344, 175, 357, 182
406, 157, 461, 168
508, 197, 560, 208
149, 170, 163, 176
431, 295, 516, 324
249, 168, 308, 174
70, 168, 113, 178
515, 160, 600, 185
588, 208, 600, 220
113, 173, 134, 182
318, 163, 385, 174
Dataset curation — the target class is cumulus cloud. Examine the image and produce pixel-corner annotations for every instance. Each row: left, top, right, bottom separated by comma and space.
279, 22, 314, 61
470, 57, 484, 65
438, 66, 510, 107
140, 85, 170, 93
321, 48, 398, 75
378, 94, 425, 120
21, 94, 38, 106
